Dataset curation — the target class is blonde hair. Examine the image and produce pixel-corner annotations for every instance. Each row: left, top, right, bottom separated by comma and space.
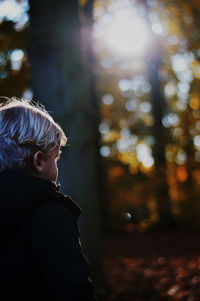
0, 97, 67, 171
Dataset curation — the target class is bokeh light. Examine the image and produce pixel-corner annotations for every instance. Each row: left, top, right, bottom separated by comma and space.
93, 2, 151, 57
0, 0, 29, 29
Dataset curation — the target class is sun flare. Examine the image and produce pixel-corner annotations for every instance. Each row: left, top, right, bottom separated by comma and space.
94, 6, 150, 57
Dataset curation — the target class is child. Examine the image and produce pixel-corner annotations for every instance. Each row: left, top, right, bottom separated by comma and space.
0, 98, 97, 300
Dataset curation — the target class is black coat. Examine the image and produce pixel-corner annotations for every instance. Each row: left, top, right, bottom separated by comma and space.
0, 169, 97, 301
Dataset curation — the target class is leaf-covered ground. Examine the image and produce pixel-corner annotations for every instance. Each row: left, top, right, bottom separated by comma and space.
103, 230, 200, 301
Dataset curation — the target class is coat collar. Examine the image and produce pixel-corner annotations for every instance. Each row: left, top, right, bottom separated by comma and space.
0, 168, 82, 218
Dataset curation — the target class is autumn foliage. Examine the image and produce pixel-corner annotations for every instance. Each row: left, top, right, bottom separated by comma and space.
103, 230, 200, 301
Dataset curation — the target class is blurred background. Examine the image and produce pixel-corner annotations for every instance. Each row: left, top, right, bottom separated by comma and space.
1, 0, 200, 300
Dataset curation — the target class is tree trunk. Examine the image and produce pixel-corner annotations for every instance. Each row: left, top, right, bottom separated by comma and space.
146, 47, 174, 227
28, 0, 105, 293
143, 0, 175, 227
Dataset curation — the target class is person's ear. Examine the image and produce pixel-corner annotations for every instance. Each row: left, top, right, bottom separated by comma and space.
33, 151, 45, 173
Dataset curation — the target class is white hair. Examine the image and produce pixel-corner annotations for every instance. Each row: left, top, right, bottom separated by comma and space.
0, 97, 67, 171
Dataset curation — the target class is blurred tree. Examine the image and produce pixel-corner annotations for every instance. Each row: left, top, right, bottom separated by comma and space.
144, 0, 174, 227
28, 0, 106, 294
146, 41, 174, 227
149, 0, 200, 227
80, 0, 110, 230
92, 0, 200, 229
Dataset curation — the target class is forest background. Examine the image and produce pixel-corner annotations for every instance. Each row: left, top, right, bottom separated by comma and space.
1, 0, 200, 300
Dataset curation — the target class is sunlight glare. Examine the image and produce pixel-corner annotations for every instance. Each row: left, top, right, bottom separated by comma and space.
194, 135, 200, 150
119, 79, 131, 91
136, 143, 154, 168
125, 99, 137, 111
102, 94, 114, 105
164, 82, 176, 98
100, 146, 111, 157
99, 121, 110, 134
0, 0, 29, 27
22, 89, 33, 101
140, 101, 151, 113
9, 49, 24, 61
152, 22, 163, 35
175, 151, 187, 165
103, 10, 150, 57
8, 48, 24, 71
